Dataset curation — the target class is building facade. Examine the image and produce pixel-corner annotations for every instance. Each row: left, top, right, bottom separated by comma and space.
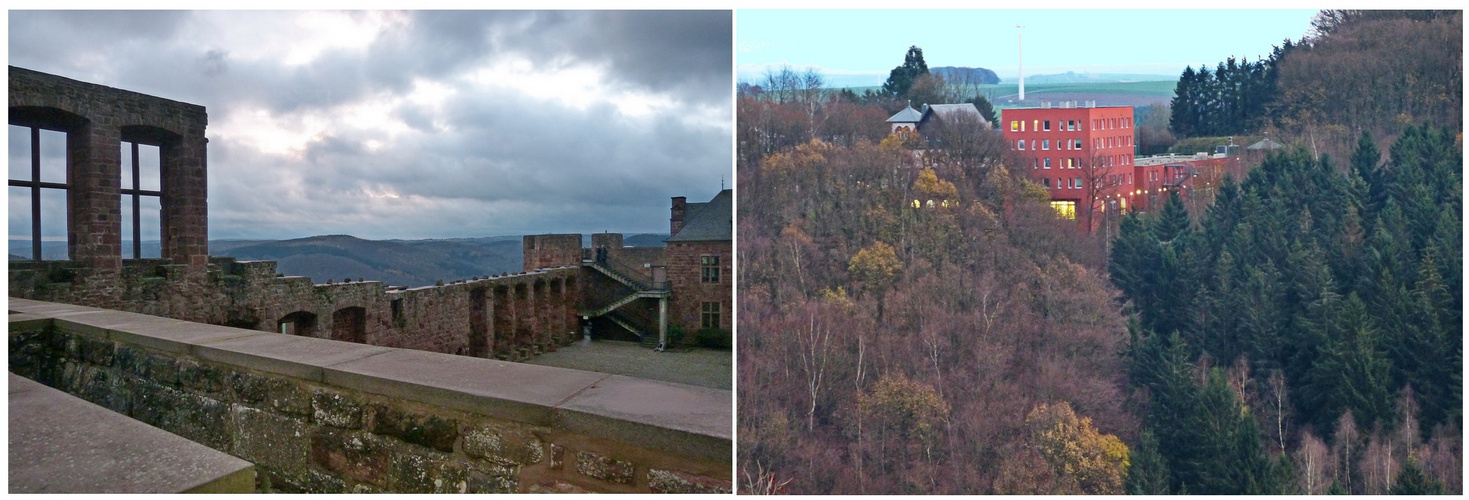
1002, 103, 1138, 228
663, 190, 733, 335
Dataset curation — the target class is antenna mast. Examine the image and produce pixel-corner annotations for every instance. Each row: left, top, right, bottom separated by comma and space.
1016, 24, 1025, 102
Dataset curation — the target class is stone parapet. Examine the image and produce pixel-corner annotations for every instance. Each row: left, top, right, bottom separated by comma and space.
8, 373, 256, 493
7, 298, 731, 493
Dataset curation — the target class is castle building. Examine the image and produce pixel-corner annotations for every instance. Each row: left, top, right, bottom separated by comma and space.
664, 190, 732, 335
8, 66, 731, 494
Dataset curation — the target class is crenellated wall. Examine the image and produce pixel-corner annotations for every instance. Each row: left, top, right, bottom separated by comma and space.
10, 258, 581, 362
8, 299, 731, 493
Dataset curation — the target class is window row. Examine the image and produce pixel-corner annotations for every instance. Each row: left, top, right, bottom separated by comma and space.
1040, 177, 1085, 190
1091, 117, 1133, 130
1091, 135, 1135, 150
8, 125, 163, 260
1010, 118, 1082, 132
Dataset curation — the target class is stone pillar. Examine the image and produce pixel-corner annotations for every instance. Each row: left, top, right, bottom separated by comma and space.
67, 121, 123, 276
514, 283, 532, 360
533, 280, 550, 353
563, 276, 580, 344
492, 286, 512, 360
161, 132, 209, 270
658, 298, 668, 347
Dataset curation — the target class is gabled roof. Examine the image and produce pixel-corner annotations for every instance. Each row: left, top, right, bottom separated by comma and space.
1247, 138, 1284, 150
665, 189, 732, 243
886, 105, 924, 123
924, 103, 990, 128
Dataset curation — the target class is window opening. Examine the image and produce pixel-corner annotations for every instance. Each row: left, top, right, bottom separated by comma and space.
701, 301, 721, 329
701, 255, 721, 283
121, 141, 162, 259
8, 125, 69, 261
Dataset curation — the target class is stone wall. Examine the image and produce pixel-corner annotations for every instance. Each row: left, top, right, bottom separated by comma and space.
10, 258, 581, 362
8, 299, 731, 493
523, 234, 582, 271
665, 241, 732, 333
9, 66, 210, 279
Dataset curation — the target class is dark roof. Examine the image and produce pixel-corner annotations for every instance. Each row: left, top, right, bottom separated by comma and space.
924, 103, 990, 128
665, 189, 732, 243
1247, 138, 1284, 150
886, 105, 923, 123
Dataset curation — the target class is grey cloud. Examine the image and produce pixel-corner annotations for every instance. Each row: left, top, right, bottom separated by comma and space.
10, 10, 731, 241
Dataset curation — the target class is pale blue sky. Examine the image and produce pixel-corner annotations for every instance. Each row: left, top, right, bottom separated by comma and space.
737, 9, 1319, 84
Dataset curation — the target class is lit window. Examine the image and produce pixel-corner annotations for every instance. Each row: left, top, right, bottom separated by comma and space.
1051, 200, 1077, 219
1066, 158, 1073, 168
1011, 121, 1019, 132
701, 302, 721, 329
701, 255, 720, 283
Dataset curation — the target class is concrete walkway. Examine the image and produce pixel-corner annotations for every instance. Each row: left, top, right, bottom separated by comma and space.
526, 341, 732, 390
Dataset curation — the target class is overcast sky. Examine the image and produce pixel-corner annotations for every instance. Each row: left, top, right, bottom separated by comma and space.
9, 10, 733, 241
738, 9, 1318, 85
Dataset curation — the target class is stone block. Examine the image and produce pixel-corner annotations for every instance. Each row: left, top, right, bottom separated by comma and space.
556, 374, 732, 464
549, 443, 566, 470
8, 373, 255, 493
648, 468, 732, 494
387, 451, 438, 493
525, 480, 591, 493
76, 335, 115, 365
461, 422, 544, 465
77, 365, 129, 415
260, 467, 348, 494
370, 403, 459, 453
312, 389, 364, 429
464, 464, 520, 493
229, 371, 310, 416
309, 428, 390, 487
131, 381, 231, 451
230, 405, 311, 472
575, 450, 635, 485
176, 358, 228, 394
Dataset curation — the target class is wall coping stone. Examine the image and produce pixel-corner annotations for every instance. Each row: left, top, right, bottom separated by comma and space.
8, 373, 256, 493
7, 297, 732, 465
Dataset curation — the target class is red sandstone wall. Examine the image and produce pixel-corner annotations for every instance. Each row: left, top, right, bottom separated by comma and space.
523, 234, 583, 271
664, 241, 732, 334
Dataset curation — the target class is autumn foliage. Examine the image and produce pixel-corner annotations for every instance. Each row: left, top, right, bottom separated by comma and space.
737, 78, 1134, 493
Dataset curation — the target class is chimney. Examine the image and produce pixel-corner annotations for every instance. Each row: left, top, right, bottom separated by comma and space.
670, 196, 687, 235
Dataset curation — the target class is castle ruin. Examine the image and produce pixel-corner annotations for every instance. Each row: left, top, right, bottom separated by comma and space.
7, 66, 730, 493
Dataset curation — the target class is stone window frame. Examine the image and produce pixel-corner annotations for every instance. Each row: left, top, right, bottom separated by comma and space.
120, 140, 164, 260
700, 255, 720, 283
700, 301, 720, 329
8, 125, 68, 261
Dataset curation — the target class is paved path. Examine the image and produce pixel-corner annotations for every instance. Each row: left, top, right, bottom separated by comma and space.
526, 341, 732, 390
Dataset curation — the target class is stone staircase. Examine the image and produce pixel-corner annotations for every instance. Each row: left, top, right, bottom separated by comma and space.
581, 257, 669, 348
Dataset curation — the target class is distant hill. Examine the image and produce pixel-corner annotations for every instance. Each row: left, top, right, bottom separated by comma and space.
13, 234, 669, 288
931, 66, 1000, 85
213, 235, 525, 287
1000, 71, 1178, 84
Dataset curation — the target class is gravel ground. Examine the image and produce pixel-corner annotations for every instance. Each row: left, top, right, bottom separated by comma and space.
525, 340, 732, 390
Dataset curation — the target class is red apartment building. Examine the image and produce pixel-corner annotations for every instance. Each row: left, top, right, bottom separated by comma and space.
1001, 103, 1139, 229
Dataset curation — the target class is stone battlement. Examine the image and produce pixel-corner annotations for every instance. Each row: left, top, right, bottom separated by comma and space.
8, 298, 731, 493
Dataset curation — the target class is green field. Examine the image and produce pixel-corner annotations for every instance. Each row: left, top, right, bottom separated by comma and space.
843, 80, 1177, 109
